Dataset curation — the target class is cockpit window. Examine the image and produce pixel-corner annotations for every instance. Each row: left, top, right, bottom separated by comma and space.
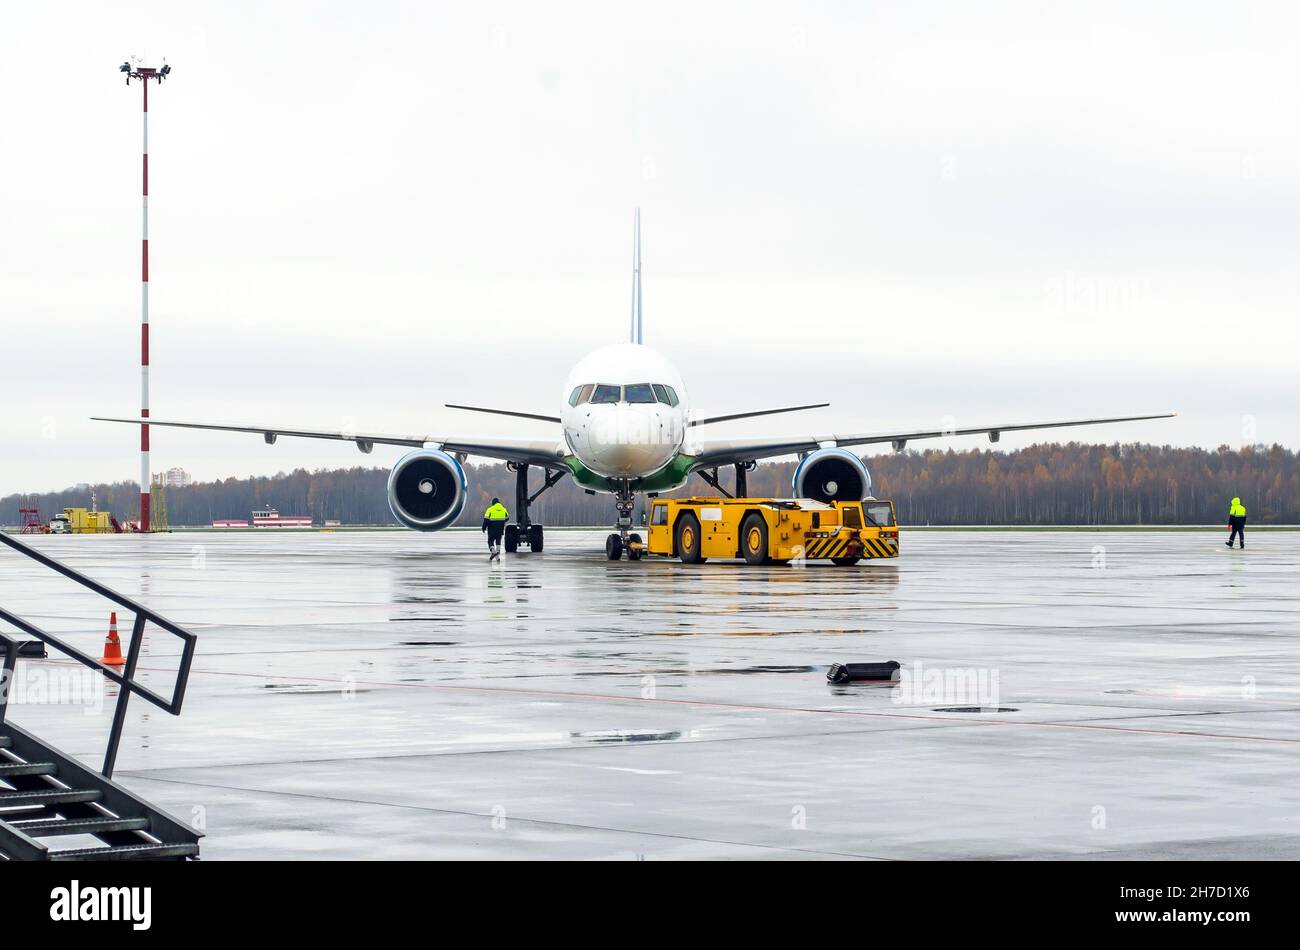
590, 384, 621, 404
624, 383, 656, 404
651, 384, 680, 407
568, 386, 584, 407
576, 383, 594, 405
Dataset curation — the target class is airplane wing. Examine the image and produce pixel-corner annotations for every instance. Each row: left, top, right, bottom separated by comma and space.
445, 404, 563, 424
687, 411, 1178, 470
689, 403, 829, 427
91, 417, 568, 469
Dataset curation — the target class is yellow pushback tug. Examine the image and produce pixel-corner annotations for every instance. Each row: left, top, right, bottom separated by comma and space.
642, 497, 898, 565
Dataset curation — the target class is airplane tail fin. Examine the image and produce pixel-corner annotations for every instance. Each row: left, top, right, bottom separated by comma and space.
629, 208, 643, 344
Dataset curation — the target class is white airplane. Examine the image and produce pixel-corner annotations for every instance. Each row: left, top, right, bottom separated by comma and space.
96, 211, 1176, 559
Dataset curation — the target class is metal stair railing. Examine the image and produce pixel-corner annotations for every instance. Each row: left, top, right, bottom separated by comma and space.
0, 630, 21, 730
0, 532, 198, 779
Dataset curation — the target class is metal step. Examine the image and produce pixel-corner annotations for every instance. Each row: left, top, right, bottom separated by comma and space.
0, 788, 101, 806
0, 761, 57, 778
12, 816, 151, 837
48, 841, 199, 861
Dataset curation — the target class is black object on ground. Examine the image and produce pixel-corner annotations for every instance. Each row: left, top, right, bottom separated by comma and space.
0, 641, 47, 659
827, 661, 900, 683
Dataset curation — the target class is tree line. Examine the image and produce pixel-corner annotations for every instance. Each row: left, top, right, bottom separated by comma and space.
3, 442, 1296, 528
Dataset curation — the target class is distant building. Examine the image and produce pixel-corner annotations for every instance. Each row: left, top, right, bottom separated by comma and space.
252, 507, 312, 528
154, 467, 192, 489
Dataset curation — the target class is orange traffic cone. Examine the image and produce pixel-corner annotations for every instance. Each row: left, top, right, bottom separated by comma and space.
101, 611, 126, 666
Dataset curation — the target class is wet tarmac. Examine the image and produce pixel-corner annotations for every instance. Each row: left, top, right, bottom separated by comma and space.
4, 528, 1299, 859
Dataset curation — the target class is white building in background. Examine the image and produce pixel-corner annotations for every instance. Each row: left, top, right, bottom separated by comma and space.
153, 467, 192, 489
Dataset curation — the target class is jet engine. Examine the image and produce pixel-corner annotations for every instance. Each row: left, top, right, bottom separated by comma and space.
387, 449, 467, 530
791, 447, 872, 503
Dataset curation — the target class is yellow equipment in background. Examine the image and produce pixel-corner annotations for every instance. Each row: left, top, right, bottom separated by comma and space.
645, 497, 899, 566
150, 479, 171, 532
62, 507, 113, 534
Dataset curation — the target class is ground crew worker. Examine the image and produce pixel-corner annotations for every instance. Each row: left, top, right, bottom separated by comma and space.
482, 497, 509, 559
1226, 497, 1247, 549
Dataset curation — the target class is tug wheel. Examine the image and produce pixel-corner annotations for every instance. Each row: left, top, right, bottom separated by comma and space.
832, 557, 862, 566
740, 513, 768, 566
675, 514, 705, 564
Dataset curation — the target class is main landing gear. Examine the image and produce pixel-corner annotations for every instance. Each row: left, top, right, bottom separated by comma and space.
605, 483, 643, 561
503, 462, 565, 554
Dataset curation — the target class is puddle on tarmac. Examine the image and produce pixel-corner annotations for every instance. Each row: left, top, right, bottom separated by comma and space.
568, 729, 685, 744
262, 684, 372, 695
657, 628, 879, 638
574, 664, 817, 677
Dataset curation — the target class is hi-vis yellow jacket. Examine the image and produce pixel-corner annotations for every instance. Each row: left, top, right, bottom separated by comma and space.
484, 502, 509, 521
1229, 498, 1246, 518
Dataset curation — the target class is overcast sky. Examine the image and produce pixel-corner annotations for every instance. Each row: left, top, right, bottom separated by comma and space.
3, 1, 1297, 495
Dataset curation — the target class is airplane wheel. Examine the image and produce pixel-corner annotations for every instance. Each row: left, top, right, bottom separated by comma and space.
528, 524, 544, 552
626, 532, 643, 561
675, 514, 705, 564
740, 513, 768, 566
832, 557, 862, 567
605, 533, 624, 560
504, 524, 519, 553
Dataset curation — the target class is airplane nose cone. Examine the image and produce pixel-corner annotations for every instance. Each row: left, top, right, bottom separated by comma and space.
587, 407, 676, 476
594, 441, 674, 476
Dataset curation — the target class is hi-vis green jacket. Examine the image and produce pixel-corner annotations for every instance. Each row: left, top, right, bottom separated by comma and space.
1229, 498, 1247, 521
482, 502, 509, 530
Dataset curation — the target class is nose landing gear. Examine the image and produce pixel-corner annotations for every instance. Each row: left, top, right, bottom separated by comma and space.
606, 484, 643, 560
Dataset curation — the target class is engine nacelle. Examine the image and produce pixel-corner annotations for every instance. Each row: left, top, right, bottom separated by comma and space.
387, 449, 467, 531
792, 448, 872, 503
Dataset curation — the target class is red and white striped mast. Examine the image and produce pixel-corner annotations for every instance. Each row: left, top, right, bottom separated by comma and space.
120, 59, 171, 532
